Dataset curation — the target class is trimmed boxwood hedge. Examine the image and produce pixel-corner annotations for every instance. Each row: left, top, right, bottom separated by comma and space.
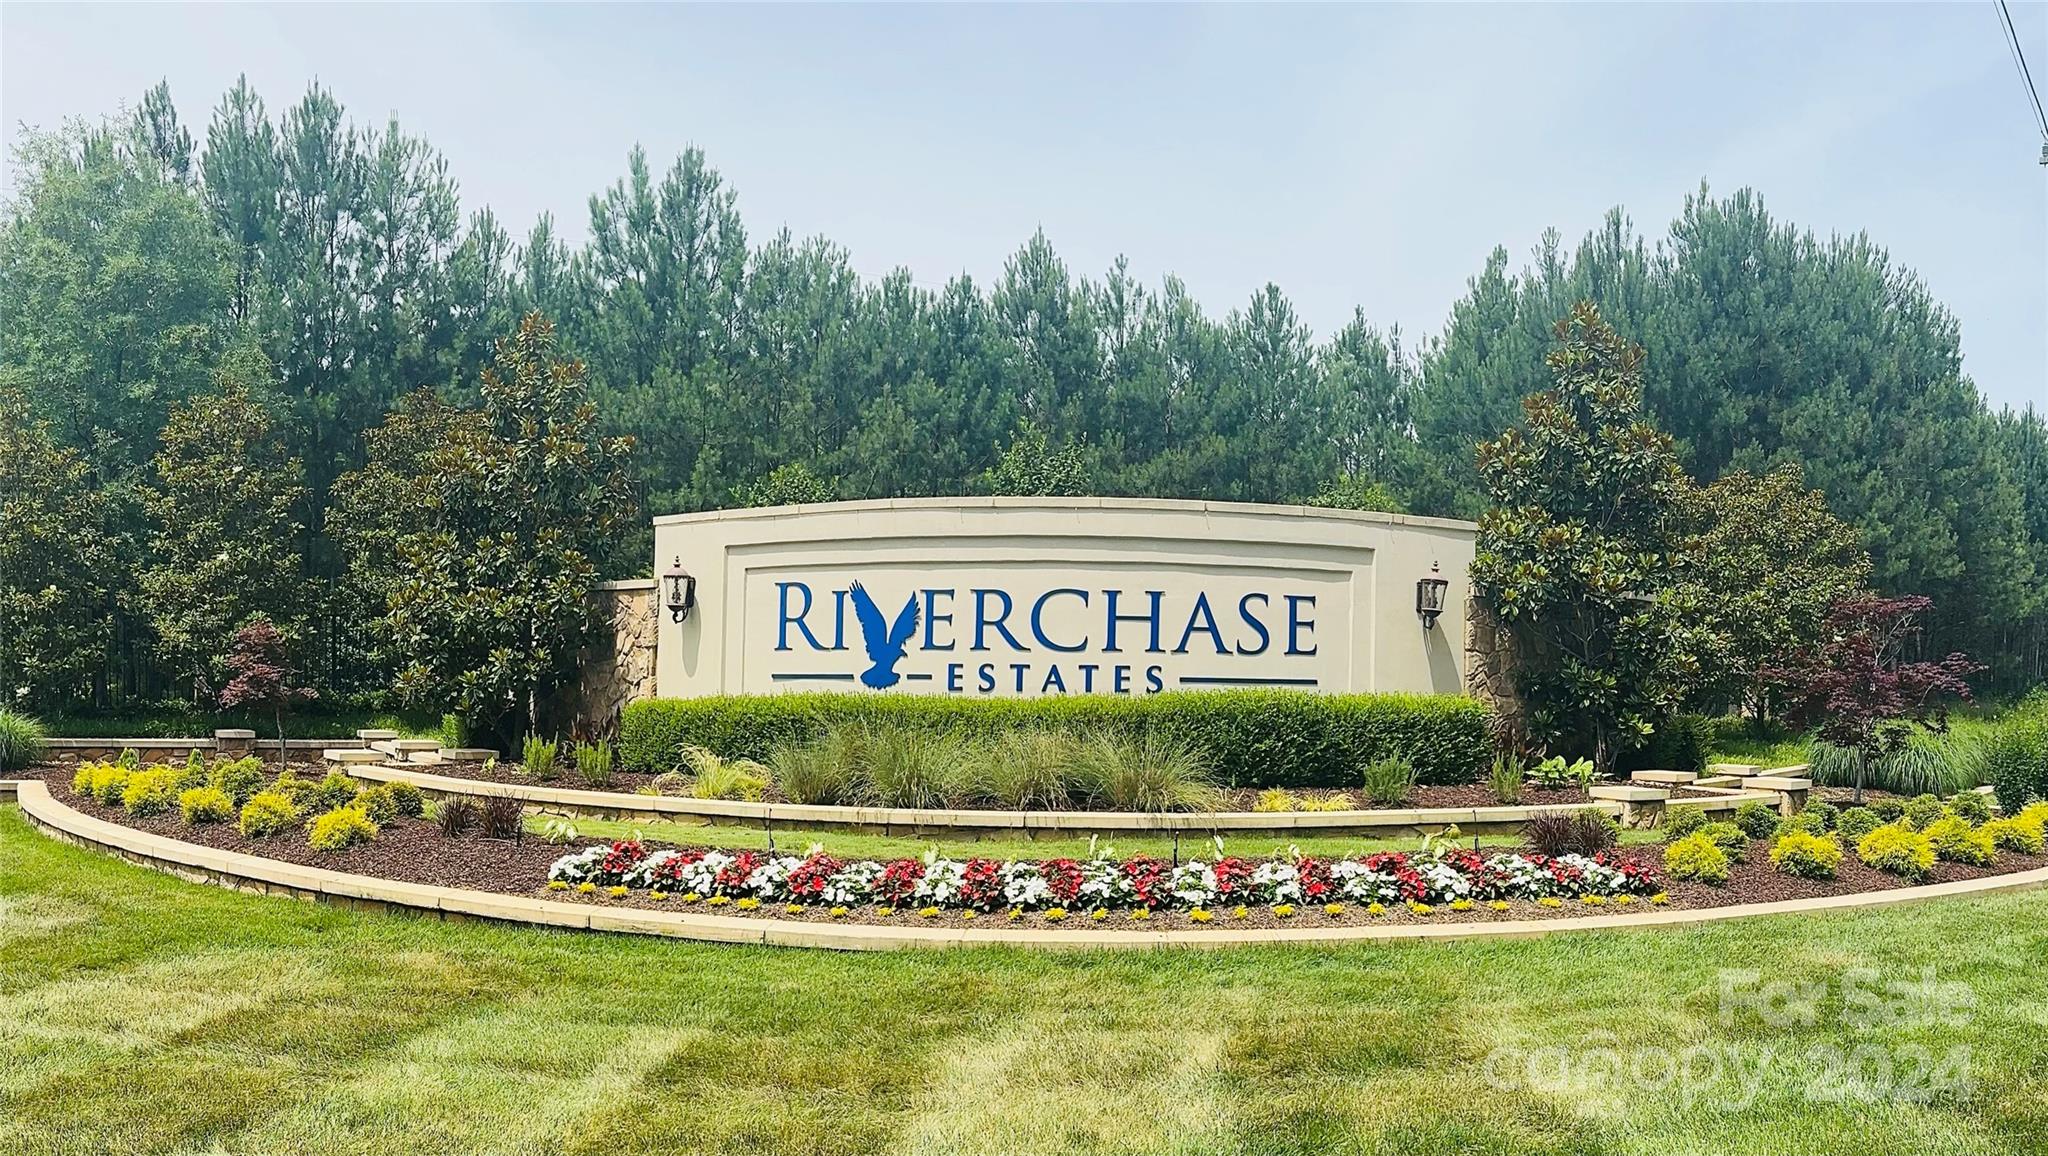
620, 690, 1492, 789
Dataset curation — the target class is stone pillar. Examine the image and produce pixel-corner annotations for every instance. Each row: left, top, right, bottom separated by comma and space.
569, 579, 659, 734
1463, 595, 1527, 745
214, 729, 256, 758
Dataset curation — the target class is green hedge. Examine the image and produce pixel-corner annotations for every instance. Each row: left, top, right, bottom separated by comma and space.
620, 691, 1492, 789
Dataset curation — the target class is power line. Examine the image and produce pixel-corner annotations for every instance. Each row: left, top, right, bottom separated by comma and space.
1993, 0, 2048, 145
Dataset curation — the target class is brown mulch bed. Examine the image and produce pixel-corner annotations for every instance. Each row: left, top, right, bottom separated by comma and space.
32, 777, 2047, 933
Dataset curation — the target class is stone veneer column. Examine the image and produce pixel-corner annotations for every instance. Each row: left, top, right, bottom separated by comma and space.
570, 580, 659, 733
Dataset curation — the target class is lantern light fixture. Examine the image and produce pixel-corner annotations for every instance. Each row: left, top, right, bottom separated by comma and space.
1416, 562, 1449, 629
662, 556, 698, 624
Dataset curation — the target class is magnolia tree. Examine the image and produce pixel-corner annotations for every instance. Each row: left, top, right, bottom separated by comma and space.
218, 616, 317, 756
1764, 594, 1981, 803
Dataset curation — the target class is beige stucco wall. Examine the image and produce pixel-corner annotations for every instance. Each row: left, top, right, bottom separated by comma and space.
650, 497, 1477, 699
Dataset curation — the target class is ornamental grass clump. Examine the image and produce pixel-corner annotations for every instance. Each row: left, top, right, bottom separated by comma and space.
1073, 733, 1218, 812
682, 745, 770, 802
1525, 808, 1618, 858
0, 708, 48, 772
573, 740, 615, 789
1770, 829, 1844, 879
964, 731, 1080, 810
436, 795, 479, 837
1921, 816, 1995, 866
306, 806, 378, 852
478, 796, 523, 840
1253, 788, 1297, 813
861, 727, 966, 809
177, 786, 234, 825
522, 735, 560, 781
1487, 752, 1524, 804
1857, 824, 1936, 882
1361, 756, 1417, 807
238, 792, 300, 838
769, 731, 863, 806
1663, 834, 1732, 885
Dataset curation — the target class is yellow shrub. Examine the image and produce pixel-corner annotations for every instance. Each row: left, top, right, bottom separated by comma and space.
1857, 824, 1936, 881
239, 792, 300, 838
1252, 788, 1296, 813
1663, 833, 1731, 884
1769, 829, 1843, 879
306, 806, 379, 852
1922, 816, 1995, 866
1981, 817, 2045, 855
178, 786, 234, 825
120, 769, 180, 817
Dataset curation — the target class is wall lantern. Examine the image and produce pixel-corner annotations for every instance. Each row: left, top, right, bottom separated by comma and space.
662, 556, 698, 624
1416, 562, 1449, 630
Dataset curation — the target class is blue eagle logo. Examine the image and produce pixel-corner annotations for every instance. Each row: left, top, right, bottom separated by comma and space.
847, 581, 920, 689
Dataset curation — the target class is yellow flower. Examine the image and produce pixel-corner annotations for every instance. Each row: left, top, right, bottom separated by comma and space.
576, 881, 596, 894
735, 897, 760, 910
784, 903, 804, 915
649, 891, 669, 901
1612, 894, 1634, 906
1323, 903, 1345, 917
1650, 892, 1670, 906
962, 910, 976, 921
1537, 897, 1562, 909
606, 886, 628, 898
1045, 907, 1068, 922
1408, 902, 1433, 915
1487, 900, 1510, 912
707, 895, 731, 906
1189, 908, 1214, 923
1366, 902, 1387, 917
1091, 909, 1108, 922
1450, 899, 1474, 912
546, 880, 568, 891
829, 906, 849, 918
919, 906, 941, 919
1008, 907, 1023, 922
1231, 905, 1249, 920
1273, 904, 1296, 918
878, 906, 896, 917
1580, 895, 1606, 906
681, 892, 702, 903
1129, 908, 1151, 921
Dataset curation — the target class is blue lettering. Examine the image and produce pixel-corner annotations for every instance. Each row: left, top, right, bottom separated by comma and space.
831, 589, 848, 650
977, 662, 997, 692
973, 589, 1028, 651
777, 582, 826, 651
1285, 594, 1318, 656
1114, 665, 1132, 694
1030, 588, 1089, 652
1041, 666, 1067, 694
946, 662, 964, 692
1145, 665, 1164, 693
924, 589, 956, 650
1010, 663, 1030, 693
1235, 593, 1271, 655
1103, 589, 1164, 653
1078, 663, 1099, 692
1173, 592, 1228, 655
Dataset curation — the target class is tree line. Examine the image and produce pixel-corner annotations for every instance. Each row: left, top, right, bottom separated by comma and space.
2, 77, 2044, 719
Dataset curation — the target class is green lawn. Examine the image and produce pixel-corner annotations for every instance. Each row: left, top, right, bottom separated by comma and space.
4, 804, 2046, 1156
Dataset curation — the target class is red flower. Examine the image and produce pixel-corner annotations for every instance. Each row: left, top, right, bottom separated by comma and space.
1296, 855, 1333, 901
1040, 858, 1084, 903
959, 858, 1004, 910
785, 852, 844, 899
650, 849, 705, 887
713, 850, 762, 895
1121, 856, 1170, 908
599, 840, 646, 883
1213, 857, 1253, 896
876, 858, 926, 904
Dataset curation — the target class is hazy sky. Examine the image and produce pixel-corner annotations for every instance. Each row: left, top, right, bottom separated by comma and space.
4, 3, 2044, 411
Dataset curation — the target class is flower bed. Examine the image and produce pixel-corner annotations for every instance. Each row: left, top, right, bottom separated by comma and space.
541, 840, 1665, 914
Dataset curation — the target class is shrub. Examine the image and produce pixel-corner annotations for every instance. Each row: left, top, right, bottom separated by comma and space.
0, 709, 49, 771
1525, 808, 1619, 858
618, 690, 1492, 789
1801, 801, 1840, 831
1253, 787, 1297, 813
383, 779, 425, 818
1857, 824, 1935, 881
1662, 805, 1707, 840
312, 771, 360, 811
352, 784, 400, 825
1982, 817, 2045, 855
1361, 756, 1417, 807
239, 792, 300, 838
1733, 800, 1782, 840
573, 740, 614, 789
1664, 834, 1731, 884
306, 806, 379, 852
1697, 821, 1748, 862
1984, 722, 2047, 815
178, 786, 234, 824
1770, 829, 1843, 879
1783, 809, 1830, 836
1902, 794, 1946, 831
437, 795, 479, 837
682, 745, 771, 802
169, 750, 209, 793
1623, 713, 1710, 775
1836, 807, 1884, 844
1922, 816, 1995, 866
267, 771, 318, 811
1945, 791, 1991, 826
479, 796, 523, 840
522, 735, 559, 780
1487, 752, 1524, 804
120, 768, 180, 817
961, 731, 1080, 810
208, 756, 266, 805
91, 764, 133, 805
1302, 792, 1356, 812
1870, 798, 1906, 823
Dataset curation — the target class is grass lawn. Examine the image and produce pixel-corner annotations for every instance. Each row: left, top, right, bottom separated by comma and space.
4, 805, 2046, 1156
